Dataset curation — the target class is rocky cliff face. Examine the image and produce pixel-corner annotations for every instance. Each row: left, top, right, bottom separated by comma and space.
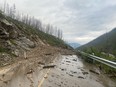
0, 18, 38, 52
0, 12, 72, 66
0, 18, 44, 66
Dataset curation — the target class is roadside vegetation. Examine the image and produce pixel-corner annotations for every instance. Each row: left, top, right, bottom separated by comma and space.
80, 47, 116, 77
77, 28, 116, 77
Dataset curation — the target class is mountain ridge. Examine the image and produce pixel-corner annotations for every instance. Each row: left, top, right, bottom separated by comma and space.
77, 28, 116, 56
68, 42, 80, 49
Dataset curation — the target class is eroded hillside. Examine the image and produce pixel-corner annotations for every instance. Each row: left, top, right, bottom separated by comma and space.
0, 12, 72, 67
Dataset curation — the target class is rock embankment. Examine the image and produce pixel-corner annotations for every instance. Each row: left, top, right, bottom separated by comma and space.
0, 15, 73, 67
0, 18, 45, 66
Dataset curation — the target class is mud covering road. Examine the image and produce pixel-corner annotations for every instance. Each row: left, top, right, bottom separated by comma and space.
41, 55, 116, 87
0, 55, 116, 87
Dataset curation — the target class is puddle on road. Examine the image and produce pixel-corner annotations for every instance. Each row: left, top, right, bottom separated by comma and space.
42, 55, 116, 87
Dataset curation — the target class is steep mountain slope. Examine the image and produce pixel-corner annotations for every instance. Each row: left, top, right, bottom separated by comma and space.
0, 11, 71, 66
77, 28, 116, 56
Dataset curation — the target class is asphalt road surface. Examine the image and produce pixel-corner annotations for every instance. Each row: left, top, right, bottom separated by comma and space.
1, 55, 116, 87
40, 55, 116, 87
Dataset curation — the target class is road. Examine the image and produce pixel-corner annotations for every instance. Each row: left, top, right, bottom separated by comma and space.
39, 55, 116, 87
0, 55, 116, 87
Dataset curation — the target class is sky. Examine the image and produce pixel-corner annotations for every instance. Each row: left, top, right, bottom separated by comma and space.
0, 0, 116, 45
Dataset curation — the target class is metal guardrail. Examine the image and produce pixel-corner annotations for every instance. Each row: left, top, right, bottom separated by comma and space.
78, 51, 116, 69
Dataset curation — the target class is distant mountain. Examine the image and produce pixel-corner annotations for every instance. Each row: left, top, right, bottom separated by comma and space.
77, 28, 116, 56
68, 43, 80, 49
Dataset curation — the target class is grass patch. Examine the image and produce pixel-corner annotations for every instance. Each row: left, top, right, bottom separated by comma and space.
80, 47, 116, 74
0, 47, 7, 53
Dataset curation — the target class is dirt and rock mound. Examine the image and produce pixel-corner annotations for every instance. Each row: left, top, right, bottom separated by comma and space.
0, 45, 74, 87
0, 18, 41, 66
0, 10, 74, 87
0, 13, 73, 67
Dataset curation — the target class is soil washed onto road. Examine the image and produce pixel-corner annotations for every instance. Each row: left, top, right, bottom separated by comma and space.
41, 55, 116, 87
0, 55, 116, 87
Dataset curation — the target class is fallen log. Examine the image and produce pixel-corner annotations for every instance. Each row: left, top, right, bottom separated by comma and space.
45, 53, 52, 55
26, 69, 34, 74
89, 69, 100, 75
43, 65, 56, 69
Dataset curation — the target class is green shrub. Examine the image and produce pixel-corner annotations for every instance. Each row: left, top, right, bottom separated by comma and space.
0, 47, 7, 53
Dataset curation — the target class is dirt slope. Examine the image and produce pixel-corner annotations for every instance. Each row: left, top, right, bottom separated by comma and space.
0, 45, 74, 87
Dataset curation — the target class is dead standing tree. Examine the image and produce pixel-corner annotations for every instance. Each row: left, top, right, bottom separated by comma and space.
0, 1, 63, 40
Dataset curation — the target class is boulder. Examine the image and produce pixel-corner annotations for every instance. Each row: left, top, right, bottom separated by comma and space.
0, 27, 9, 39
0, 19, 18, 39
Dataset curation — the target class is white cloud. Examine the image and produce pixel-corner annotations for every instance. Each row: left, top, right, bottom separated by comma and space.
0, 0, 116, 45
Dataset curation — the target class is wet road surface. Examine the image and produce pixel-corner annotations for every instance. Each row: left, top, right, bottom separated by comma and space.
0, 55, 116, 87
41, 55, 116, 87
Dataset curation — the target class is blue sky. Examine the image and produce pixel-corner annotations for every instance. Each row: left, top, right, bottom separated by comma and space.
0, 0, 116, 44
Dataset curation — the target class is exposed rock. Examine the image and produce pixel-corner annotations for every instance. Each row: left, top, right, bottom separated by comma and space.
108, 54, 115, 58
1, 19, 12, 26
66, 61, 71, 63
6, 40, 15, 50
82, 71, 89, 75
78, 76, 85, 79
38, 62, 45, 65
61, 68, 66, 71
1, 19, 18, 39
0, 53, 11, 66
73, 59, 77, 61
0, 18, 37, 58
12, 49, 20, 57
3, 81, 8, 84
89, 69, 100, 75
0, 27, 9, 39
70, 70, 77, 74
26, 69, 34, 74
16, 37, 35, 50
45, 53, 52, 55
0, 53, 10, 61
68, 73, 73, 77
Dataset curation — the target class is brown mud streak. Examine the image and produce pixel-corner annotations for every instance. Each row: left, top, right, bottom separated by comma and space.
0, 45, 74, 87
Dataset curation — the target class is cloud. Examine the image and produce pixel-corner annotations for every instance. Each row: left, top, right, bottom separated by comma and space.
0, 0, 116, 45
